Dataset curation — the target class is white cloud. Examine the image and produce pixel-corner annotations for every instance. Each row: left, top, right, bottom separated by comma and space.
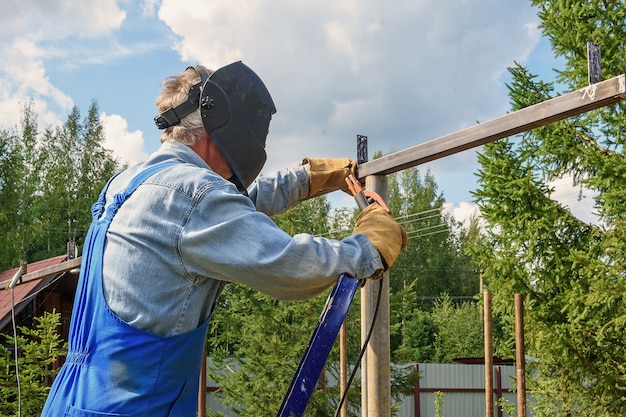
444, 201, 481, 229
0, 0, 545, 212
157, 0, 540, 206
0, 0, 126, 133
101, 113, 149, 166
548, 176, 601, 225
0, 0, 125, 41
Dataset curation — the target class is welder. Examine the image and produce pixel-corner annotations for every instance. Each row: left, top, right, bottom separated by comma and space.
41, 61, 406, 416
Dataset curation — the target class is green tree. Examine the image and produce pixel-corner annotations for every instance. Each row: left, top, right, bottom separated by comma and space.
0, 101, 45, 271
35, 102, 118, 260
393, 295, 485, 364
392, 306, 436, 363
0, 101, 118, 269
387, 166, 480, 361
391, 167, 479, 301
430, 295, 483, 363
471, 1, 626, 414
0, 311, 67, 416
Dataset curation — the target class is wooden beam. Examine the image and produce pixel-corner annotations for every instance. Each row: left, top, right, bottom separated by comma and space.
358, 74, 626, 177
2, 257, 82, 289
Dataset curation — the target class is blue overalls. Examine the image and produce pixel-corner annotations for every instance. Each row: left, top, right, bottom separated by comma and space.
42, 162, 209, 417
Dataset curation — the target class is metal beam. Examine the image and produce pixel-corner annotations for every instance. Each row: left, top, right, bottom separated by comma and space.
362, 175, 392, 417
358, 74, 626, 177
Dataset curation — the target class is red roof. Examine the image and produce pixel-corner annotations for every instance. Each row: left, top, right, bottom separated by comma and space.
0, 255, 68, 330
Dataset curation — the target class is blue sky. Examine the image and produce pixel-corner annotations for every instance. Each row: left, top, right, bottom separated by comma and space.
2, 0, 593, 223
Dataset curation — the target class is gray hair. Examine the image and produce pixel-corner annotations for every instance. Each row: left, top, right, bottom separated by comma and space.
155, 65, 214, 145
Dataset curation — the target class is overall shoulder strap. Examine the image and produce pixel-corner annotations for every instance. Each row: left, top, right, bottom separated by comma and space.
123, 161, 180, 195
103, 161, 181, 221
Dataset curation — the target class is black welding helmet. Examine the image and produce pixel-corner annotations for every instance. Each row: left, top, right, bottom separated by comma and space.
154, 61, 276, 191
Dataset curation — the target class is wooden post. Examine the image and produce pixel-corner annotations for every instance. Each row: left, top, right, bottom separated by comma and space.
339, 319, 348, 417
363, 174, 391, 416
484, 290, 494, 417
515, 294, 527, 417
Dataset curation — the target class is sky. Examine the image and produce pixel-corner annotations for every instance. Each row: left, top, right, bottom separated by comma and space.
0, 0, 597, 225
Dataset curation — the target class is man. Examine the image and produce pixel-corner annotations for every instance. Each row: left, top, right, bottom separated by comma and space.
42, 62, 406, 416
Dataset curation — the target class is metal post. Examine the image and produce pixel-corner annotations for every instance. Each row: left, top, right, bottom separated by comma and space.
484, 290, 494, 417
339, 319, 348, 417
587, 42, 601, 85
363, 174, 391, 416
414, 364, 421, 417
361, 286, 369, 415
496, 366, 503, 417
357, 134, 370, 416
515, 294, 527, 417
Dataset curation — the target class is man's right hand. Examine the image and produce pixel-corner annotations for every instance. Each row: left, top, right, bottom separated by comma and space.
353, 204, 407, 270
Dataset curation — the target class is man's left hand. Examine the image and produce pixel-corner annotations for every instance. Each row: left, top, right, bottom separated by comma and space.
302, 158, 357, 199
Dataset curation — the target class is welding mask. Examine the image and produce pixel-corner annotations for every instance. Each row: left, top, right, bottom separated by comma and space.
154, 61, 276, 191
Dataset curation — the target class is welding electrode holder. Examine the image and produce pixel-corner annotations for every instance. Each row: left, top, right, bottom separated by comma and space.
344, 174, 390, 213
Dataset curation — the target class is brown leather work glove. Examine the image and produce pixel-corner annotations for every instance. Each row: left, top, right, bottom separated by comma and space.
303, 157, 357, 199
353, 204, 408, 271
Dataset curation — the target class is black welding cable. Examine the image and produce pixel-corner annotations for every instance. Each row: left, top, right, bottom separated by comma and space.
333, 277, 383, 417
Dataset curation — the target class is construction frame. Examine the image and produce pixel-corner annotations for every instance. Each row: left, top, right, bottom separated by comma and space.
356, 47, 625, 416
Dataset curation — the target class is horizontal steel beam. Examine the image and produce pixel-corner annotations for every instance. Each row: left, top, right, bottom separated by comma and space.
358, 74, 626, 177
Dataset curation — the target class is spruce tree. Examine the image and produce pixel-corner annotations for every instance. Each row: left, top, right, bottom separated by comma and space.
472, 1, 626, 414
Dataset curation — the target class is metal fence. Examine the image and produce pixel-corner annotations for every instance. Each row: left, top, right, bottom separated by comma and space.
396, 363, 530, 417
204, 362, 531, 417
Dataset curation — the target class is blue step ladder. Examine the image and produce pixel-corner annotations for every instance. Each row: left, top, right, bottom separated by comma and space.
276, 273, 361, 417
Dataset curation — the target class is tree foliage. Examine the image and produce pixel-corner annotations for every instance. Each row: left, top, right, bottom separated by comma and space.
471, 1, 626, 415
0, 101, 43, 271
387, 166, 482, 362
0, 310, 67, 416
0, 101, 118, 270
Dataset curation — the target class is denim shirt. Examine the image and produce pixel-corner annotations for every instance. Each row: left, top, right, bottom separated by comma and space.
102, 141, 383, 336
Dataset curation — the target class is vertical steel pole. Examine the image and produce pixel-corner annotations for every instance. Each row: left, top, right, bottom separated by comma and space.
587, 42, 601, 85
414, 364, 421, 417
339, 320, 348, 417
357, 135, 370, 416
364, 174, 391, 416
361, 286, 369, 415
515, 294, 527, 417
484, 290, 494, 417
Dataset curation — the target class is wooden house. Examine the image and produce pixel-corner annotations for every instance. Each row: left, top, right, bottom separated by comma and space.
0, 255, 80, 342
